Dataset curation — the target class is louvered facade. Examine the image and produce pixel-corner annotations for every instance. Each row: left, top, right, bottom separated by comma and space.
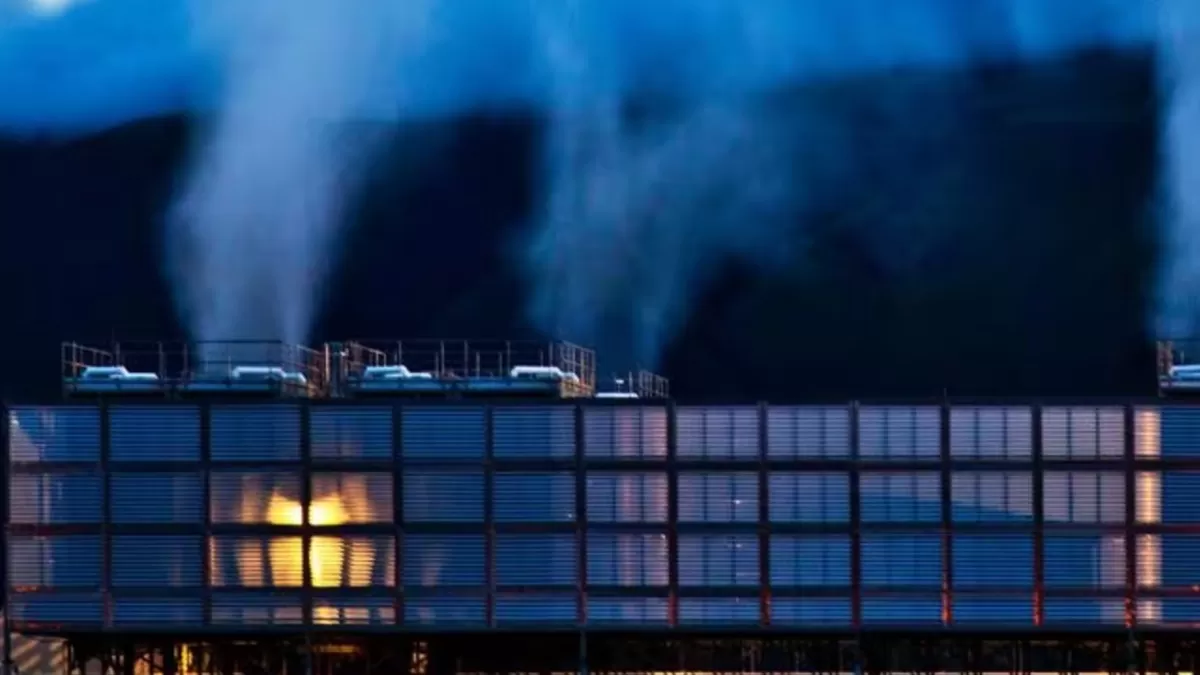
4, 400, 1200, 633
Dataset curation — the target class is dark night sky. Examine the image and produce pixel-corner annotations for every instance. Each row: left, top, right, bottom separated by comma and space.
0, 49, 1161, 403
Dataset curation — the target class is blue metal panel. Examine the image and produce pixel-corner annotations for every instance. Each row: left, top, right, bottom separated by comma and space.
1042, 406, 1124, 459
209, 405, 301, 461
111, 599, 203, 627
859, 472, 940, 523
1159, 534, 1200, 588
587, 533, 669, 586
677, 598, 759, 625
10, 473, 101, 524
770, 599, 852, 626
9, 595, 103, 625
494, 595, 576, 625
768, 472, 849, 522
110, 472, 203, 524
1043, 471, 1125, 524
1156, 406, 1200, 458
858, 406, 939, 460
678, 534, 759, 587
110, 535, 203, 587
677, 472, 758, 523
1044, 534, 1125, 589
311, 472, 394, 523
861, 533, 941, 588
950, 472, 1034, 523
767, 406, 851, 459
404, 597, 486, 626
403, 470, 483, 522
1044, 598, 1124, 624
312, 597, 395, 625
9, 535, 101, 587
770, 535, 851, 587
209, 471, 301, 524
310, 406, 393, 460
209, 536, 304, 588
210, 594, 303, 625
1148, 598, 1200, 625
952, 597, 1033, 624
109, 406, 200, 462
401, 407, 484, 460
492, 407, 575, 459
676, 406, 759, 460
309, 535, 396, 588
583, 407, 668, 459
949, 406, 1032, 459
493, 472, 575, 522
1161, 471, 1200, 523
587, 597, 669, 625
861, 598, 941, 625
586, 472, 668, 523
7, 406, 100, 462
495, 533, 577, 586
953, 534, 1034, 588
403, 534, 485, 587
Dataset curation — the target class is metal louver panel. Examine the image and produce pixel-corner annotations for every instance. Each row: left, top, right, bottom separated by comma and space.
1158, 534, 1200, 588
583, 407, 668, 459
949, 407, 1032, 459
210, 472, 301, 524
859, 472, 940, 523
112, 599, 202, 627
312, 597, 395, 625
768, 472, 849, 522
1150, 406, 1200, 458
9, 536, 101, 588
492, 407, 575, 459
1044, 535, 1126, 589
952, 597, 1033, 624
677, 472, 758, 523
210, 594, 303, 626
110, 472, 203, 524
953, 534, 1034, 589
1135, 408, 1161, 459
493, 472, 575, 522
858, 407, 940, 460
861, 598, 941, 625
494, 595, 576, 625
1043, 472, 1125, 524
110, 535, 203, 588
404, 597, 486, 626
10, 473, 101, 524
401, 407, 484, 459
771, 599, 852, 626
310, 473, 393, 524
587, 597, 669, 625
587, 533, 669, 586
769, 535, 851, 587
677, 598, 759, 625
1160, 471, 1200, 523
1041, 407, 1124, 459
676, 407, 759, 460
1044, 599, 1125, 624
1137, 534, 1162, 590
403, 470, 483, 522
495, 533, 577, 586
209, 536, 304, 587
678, 534, 759, 587
861, 533, 941, 589
309, 536, 396, 588
9, 595, 103, 625
310, 406, 394, 460
210, 405, 301, 461
586, 472, 668, 523
403, 534, 485, 587
767, 406, 851, 459
950, 472, 1034, 523
108, 406, 200, 461
1145, 598, 1200, 625
7, 406, 100, 462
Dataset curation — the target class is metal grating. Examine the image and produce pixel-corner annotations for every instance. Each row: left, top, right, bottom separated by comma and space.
858, 406, 940, 460
310, 472, 394, 524
767, 406, 851, 459
952, 534, 1034, 589
401, 407, 485, 460
1044, 534, 1126, 589
585, 472, 668, 523
495, 533, 577, 586
769, 535, 851, 587
309, 536, 396, 588
861, 533, 941, 589
9, 535, 101, 588
110, 472, 203, 524
771, 599, 852, 626
950, 471, 1034, 523
210, 594, 303, 626
678, 534, 759, 587
676, 406, 759, 460
494, 595, 577, 625
1041, 406, 1125, 459
111, 599, 203, 627
10, 473, 101, 524
583, 407, 668, 459
110, 535, 203, 588
403, 534, 485, 587
587, 597, 670, 625
861, 598, 941, 625
9, 595, 103, 625
209, 405, 301, 461
768, 472, 850, 522
310, 406, 394, 460
949, 407, 1032, 459
402, 470, 484, 522
1159, 471, 1200, 523
208, 536, 304, 587
403, 597, 486, 626
7, 406, 100, 462
493, 472, 576, 522
210, 471, 302, 524
313, 597, 396, 626
492, 407, 575, 459
677, 598, 759, 625
1043, 471, 1126, 524
677, 472, 758, 523
586, 533, 669, 586
952, 597, 1033, 624
859, 472, 940, 523
108, 405, 200, 462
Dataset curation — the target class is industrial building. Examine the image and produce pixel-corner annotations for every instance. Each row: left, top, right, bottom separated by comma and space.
4, 339, 1200, 674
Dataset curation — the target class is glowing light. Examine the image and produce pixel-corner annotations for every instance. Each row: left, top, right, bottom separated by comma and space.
27, 0, 78, 18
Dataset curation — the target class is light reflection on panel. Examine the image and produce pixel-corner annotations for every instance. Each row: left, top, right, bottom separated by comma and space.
403, 470, 483, 522
676, 406, 759, 460
677, 472, 757, 523
587, 597, 669, 625
210, 471, 301, 525
401, 408, 485, 459
7, 406, 100, 462
310, 406, 393, 460
110, 535, 202, 588
10, 473, 101, 524
771, 598, 852, 625
209, 405, 301, 461
111, 472, 203, 524
1139, 406, 1200, 458
1139, 598, 1200, 626
859, 472, 939, 523
583, 407, 668, 459
949, 407, 1032, 459
495, 534, 577, 586
403, 534, 485, 587
768, 472, 849, 522
9, 536, 101, 588
858, 406, 939, 459
1043, 471, 1125, 524
403, 597, 487, 626
861, 533, 941, 589
209, 536, 303, 588
494, 595, 576, 625
767, 406, 851, 459
310, 536, 395, 588
1041, 406, 1124, 459
950, 472, 1034, 523
111, 599, 203, 627
493, 472, 575, 522
677, 598, 759, 625
587, 533, 669, 587
586, 472, 667, 523
953, 534, 1034, 589
210, 594, 303, 626
678, 534, 759, 587
492, 407, 575, 459
312, 597, 395, 625
770, 535, 850, 587
1044, 535, 1126, 589
310, 473, 393, 524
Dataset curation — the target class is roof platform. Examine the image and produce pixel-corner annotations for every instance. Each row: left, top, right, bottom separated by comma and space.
336, 339, 597, 399
1157, 339, 1200, 397
61, 340, 329, 399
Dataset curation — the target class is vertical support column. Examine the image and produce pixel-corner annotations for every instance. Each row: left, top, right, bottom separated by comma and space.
99, 398, 112, 629
1123, 404, 1137, 629
0, 402, 10, 674
939, 402, 953, 627
666, 400, 679, 628
757, 401, 770, 628
1032, 404, 1045, 628
483, 405, 495, 629
848, 402, 862, 631
200, 402, 212, 627
393, 403, 405, 626
574, 404, 587, 629
299, 404, 313, 627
